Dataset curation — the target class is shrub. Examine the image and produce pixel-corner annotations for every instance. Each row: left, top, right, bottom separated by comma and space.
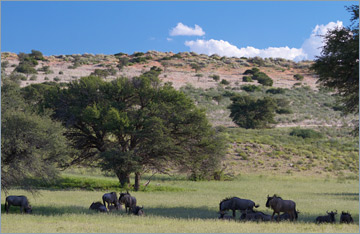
59, 71, 64, 75
294, 74, 304, 81
220, 79, 230, 85
171, 53, 182, 59
15, 63, 37, 74
276, 108, 293, 114
133, 52, 145, 57
266, 88, 286, 94
29, 75, 37, 81
209, 74, 220, 81
253, 72, 273, 86
243, 67, 259, 75
44, 77, 49, 80
53, 77, 61, 82
242, 76, 253, 82
289, 128, 323, 139
1, 60, 9, 68
241, 85, 261, 92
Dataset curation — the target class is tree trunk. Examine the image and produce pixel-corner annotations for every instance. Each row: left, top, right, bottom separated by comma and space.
134, 172, 141, 191
116, 171, 130, 188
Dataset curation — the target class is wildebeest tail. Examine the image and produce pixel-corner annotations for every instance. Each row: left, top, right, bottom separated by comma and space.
254, 204, 259, 208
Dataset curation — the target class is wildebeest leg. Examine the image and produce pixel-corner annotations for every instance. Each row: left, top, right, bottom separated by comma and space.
6, 203, 9, 214
232, 209, 236, 218
276, 212, 280, 222
271, 211, 275, 221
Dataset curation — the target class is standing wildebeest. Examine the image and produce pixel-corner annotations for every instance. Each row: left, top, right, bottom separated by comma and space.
5, 196, 32, 214
131, 206, 144, 216
119, 192, 137, 214
315, 210, 337, 224
219, 197, 259, 218
340, 211, 354, 224
102, 192, 121, 210
266, 194, 297, 221
89, 202, 108, 212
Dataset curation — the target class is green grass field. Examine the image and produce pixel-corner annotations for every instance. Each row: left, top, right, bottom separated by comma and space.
1, 174, 359, 233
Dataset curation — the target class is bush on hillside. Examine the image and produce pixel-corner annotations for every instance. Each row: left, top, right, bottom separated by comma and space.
241, 85, 261, 92
289, 128, 323, 139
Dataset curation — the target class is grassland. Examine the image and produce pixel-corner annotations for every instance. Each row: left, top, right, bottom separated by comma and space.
1, 173, 359, 233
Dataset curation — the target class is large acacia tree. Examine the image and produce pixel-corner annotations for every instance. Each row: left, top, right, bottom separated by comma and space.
44, 67, 225, 190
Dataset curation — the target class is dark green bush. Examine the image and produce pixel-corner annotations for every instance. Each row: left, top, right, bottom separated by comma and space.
294, 74, 304, 81
289, 128, 323, 139
209, 74, 220, 81
266, 88, 286, 94
241, 85, 261, 92
242, 76, 253, 82
220, 79, 230, 85
253, 72, 273, 86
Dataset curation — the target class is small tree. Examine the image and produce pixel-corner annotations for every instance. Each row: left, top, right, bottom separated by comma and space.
228, 95, 277, 129
293, 74, 304, 81
220, 79, 230, 85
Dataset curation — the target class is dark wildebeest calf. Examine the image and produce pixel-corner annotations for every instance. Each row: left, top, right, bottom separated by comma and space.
274, 210, 301, 221
5, 196, 32, 214
240, 210, 271, 222
89, 202, 108, 212
119, 192, 137, 214
340, 211, 354, 224
219, 197, 259, 218
315, 210, 337, 224
102, 192, 122, 210
266, 194, 297, 221
132, 206, 144, 216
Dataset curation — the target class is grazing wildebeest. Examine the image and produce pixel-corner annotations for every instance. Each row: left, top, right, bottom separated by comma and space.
315, 210, 337, 224
5, 196, 32, 214
89, 202, 108, 212
274, 210, 301, 221
219, 197, 259, 218
266, 194, 297, 221
102, 192, 121, 210
340, 211, 354, 224
131, 206, 144, 216
119, 192, 137, 213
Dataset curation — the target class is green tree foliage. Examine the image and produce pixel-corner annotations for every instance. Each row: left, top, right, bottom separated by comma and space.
289, 128, 323, 139
228, 95, 277, 129
1, 78, 70, 193
241, 85, 261, 92
311, 5, 359, 115
253, 72, 273, 86
44, 67, 226, 189
242, 76, 253, 82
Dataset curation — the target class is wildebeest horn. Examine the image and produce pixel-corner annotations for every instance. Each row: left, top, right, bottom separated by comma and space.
326, 210, 329, 214
267, 194, 269, 198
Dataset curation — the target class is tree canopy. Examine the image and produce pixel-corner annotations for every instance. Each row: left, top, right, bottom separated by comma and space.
1, 77, 70, 194
311, 5, 359, 115
43, 67, 226, 189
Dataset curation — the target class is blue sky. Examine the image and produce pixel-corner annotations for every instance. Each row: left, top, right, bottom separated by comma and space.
1, 1, 357, 60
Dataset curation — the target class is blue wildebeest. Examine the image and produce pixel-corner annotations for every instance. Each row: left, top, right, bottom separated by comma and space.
274, 210, 300, 221
119, 192, 137, 214
5, 196, 32, 214
266, 194, 297, 221
340, 211, 354, 224
315, 210, 337, 224
89, 202, 108, 212
240, 210, 272, 222
102, 192, 122, 210
219, 197, 259, 218
131, 206, 144, 216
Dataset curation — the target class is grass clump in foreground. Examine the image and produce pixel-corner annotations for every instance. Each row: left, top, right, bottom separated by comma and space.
1, 174, 358, 233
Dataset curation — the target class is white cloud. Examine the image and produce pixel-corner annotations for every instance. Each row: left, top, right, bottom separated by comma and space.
184, 21, 343, 61
301, 21, 343, 60
185, 39, 306, 61
166, 37, 173, 42
170, 22, 205, 36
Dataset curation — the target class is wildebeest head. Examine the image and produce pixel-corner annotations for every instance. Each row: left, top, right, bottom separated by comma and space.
25, 205, 32, 214
326, 210, 337, 222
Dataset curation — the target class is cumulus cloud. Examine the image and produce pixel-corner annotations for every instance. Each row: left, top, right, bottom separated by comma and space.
170, 22, 205, 36
184, 21, 343, 61
301, 21, 343, 60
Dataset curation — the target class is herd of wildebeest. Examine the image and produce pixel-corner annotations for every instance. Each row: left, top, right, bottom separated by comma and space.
3, 193, 355, 224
